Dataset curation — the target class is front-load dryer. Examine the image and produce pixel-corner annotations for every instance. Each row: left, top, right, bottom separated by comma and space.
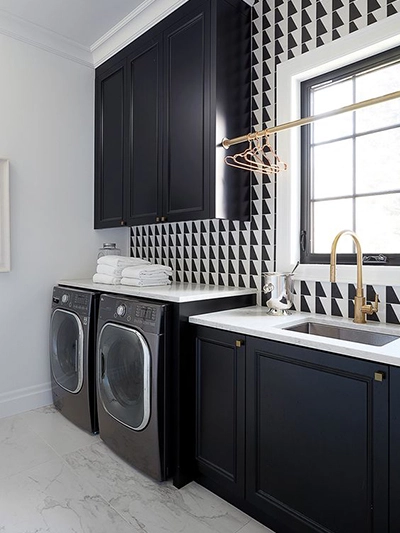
50, 286, 99, 434
96, 294, 171, 481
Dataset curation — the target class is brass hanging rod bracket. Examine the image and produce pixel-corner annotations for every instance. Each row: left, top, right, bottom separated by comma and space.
222, 89, 400, 149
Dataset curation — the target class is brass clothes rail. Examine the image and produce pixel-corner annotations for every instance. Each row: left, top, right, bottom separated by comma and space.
221, 89, 400, 149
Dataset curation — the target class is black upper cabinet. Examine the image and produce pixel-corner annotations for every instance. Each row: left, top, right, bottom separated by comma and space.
163, 7, 210, 222
94, 0, 250, 228
126, 37, 163, 225
95, 61, 126, 228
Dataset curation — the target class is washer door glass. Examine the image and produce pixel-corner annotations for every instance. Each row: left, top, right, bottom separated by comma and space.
98, 323, 151, 431
50, 309, 84, 393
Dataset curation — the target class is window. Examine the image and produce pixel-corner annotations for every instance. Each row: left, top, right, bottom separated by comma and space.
300, 47, 400, 266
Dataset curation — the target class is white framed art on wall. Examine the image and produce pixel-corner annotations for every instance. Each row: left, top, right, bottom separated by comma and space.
0, 158, 10, 272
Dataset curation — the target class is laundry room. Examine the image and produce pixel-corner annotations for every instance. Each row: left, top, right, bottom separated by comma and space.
1, 0, 400, 532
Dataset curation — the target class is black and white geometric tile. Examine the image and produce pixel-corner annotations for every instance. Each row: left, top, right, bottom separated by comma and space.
131, 0, 400, 324
295, 280, 400, 324
387, 286, 400, 324
330, 282, 349, 318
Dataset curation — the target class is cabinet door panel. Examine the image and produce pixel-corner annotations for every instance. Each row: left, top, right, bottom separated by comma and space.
95, 63, 125, 228
390, 366, 400, 533
195, 327, 245, 499
164, 8, 210, 221
126, 38, 162, 226
246, 338, 388, 533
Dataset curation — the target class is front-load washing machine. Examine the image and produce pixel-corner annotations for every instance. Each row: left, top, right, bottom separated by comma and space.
96, 294, 171, 481
49, 286, 99, 433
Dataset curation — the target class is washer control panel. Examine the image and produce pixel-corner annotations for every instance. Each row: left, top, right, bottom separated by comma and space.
52, 287, 91, 314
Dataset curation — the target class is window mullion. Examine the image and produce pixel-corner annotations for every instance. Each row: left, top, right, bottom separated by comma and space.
300, 43, 400, 266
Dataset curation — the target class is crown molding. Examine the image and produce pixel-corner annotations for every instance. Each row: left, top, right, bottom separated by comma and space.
0, 9, 93, 68
91, 0, 188, 68
0, 0, 249, 69
91, 0, 158, 51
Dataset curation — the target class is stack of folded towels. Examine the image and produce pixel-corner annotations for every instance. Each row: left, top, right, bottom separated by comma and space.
93, 255, 172, 287
120, 263, 172, 287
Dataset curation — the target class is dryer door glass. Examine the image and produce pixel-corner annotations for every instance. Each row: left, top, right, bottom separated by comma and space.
50, 309, 84, 393
98, 324, 151, 431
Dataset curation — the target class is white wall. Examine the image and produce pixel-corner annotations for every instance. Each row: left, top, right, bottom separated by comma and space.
0, 33, 128, 418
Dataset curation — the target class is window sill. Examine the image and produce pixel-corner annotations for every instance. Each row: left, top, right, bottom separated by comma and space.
295, 264, 400, 287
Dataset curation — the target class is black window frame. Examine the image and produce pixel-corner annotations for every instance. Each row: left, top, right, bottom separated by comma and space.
300, 45, 400, 266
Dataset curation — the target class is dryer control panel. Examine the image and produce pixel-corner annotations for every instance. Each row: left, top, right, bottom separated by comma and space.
135, 305, 157, 322
99, 294, 167, 335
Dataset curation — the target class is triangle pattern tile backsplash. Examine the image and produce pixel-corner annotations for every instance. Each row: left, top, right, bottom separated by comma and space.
131, 0, 400, 324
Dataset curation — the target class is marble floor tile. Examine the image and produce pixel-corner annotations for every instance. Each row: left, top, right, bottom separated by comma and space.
0, 415, 59, 480
16, 404, 98, 455
237, 519, 276, 533
0, 406, 275, 533
65, 441, 252, 533
0, 458, 137, 533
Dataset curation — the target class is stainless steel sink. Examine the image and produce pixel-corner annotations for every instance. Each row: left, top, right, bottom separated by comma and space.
283, 322, 399, 346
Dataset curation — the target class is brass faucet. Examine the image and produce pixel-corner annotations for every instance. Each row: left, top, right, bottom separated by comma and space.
330, 230, 379, 324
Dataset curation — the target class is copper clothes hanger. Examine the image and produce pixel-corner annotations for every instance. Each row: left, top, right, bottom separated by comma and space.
222, 90, 400, 175
224, 135, 287, 175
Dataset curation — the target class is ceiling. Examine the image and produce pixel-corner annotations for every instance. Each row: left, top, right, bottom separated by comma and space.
0, 0, 146, 48
0, 0, 251, 66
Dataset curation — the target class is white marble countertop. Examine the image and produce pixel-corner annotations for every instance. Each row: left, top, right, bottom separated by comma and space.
189, 305, 400, 367
58, 279, 257, 304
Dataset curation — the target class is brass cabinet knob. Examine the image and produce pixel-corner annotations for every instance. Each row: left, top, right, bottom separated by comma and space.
235, 340, 245, 348
374, 371, 386, 382
120, 220, 126, 226
156, 216, 160, 222
161, 216, 167, 222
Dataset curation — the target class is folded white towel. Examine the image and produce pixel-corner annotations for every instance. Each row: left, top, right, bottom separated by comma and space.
97, 264, 125, 276
122, 264, 172, 279
93, 273, 121, 285
97, 255, 151, 268
122, 271, 170, 282
121, 277, 172, 287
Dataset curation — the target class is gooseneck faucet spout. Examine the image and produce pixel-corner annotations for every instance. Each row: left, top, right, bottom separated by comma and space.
330, 230, 379, 324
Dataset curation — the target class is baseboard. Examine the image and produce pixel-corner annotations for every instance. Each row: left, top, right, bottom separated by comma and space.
0, 382, 53, 419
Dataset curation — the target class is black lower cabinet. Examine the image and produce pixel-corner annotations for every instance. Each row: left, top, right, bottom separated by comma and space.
246, 337, 388, 533
195, 328, 391, 533
195, 327, 245, 500
389, 366, 400, 533
172, 294, 256, 489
